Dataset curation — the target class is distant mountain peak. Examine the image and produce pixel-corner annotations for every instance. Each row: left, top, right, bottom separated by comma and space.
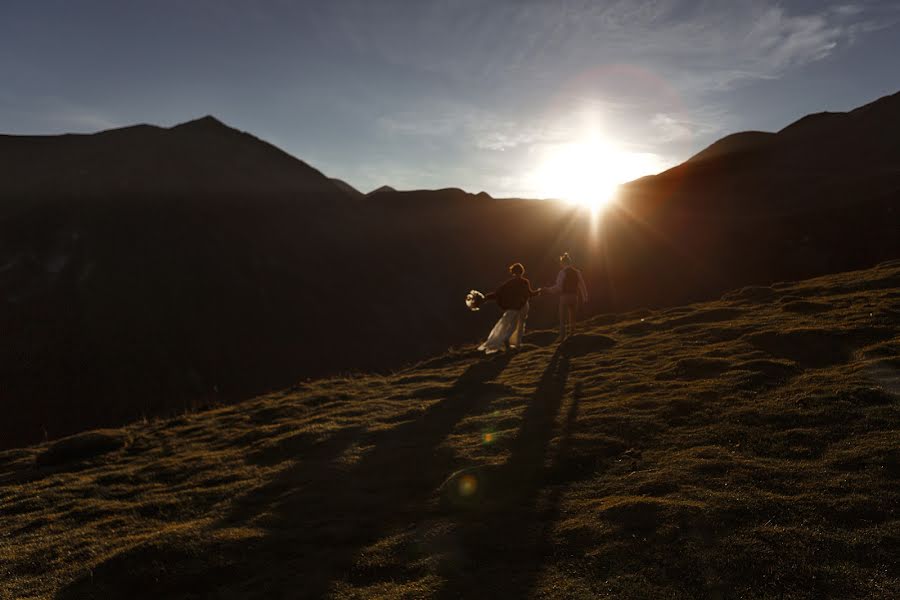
367, 185, 397, 196
171, 115, 232, 133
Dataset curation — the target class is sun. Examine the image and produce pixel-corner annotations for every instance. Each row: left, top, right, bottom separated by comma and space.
530, 136, 664, 213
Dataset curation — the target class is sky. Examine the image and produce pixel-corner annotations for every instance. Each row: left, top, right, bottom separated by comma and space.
2, 0, 900, 198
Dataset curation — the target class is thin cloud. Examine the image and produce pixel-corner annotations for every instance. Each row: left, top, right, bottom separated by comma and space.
318, 1, 884, 93
48, 111, 120, 132
832, 4, 865, 17
1, 94, 121, 134
376, 102, 566, 152
650, 113, 700, 144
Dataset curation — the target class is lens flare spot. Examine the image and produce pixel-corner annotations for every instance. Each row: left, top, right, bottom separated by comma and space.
458, 474, 479, 497
482, 432, 495, 444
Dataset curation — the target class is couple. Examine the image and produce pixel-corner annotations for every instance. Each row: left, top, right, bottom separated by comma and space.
478, 253, 588, 354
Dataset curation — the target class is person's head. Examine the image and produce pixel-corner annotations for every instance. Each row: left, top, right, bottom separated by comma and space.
559, 252, 572, 267
509, 262, 525, 277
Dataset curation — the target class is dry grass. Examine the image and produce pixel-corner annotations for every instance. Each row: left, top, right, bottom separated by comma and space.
1, 261, 899, 599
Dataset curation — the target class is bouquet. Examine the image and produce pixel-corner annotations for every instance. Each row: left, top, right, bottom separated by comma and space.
466, 290, 485, 311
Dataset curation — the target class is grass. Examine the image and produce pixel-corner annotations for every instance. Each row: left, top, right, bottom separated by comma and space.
1, 260, 898, 599
35, 431, 130, 468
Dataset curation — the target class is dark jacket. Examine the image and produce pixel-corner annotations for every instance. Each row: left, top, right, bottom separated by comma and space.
485, 276, 540, 310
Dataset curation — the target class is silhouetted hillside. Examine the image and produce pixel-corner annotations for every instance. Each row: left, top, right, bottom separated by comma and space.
2, 261, 897, 599
0, 116, 340, 200
686, 131, 774, 163
1, 91, 898, 448
330, 178, 365, 200
367, 184, 397, 196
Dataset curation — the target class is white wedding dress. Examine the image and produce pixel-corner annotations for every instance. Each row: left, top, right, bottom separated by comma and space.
478, 301, 529, 354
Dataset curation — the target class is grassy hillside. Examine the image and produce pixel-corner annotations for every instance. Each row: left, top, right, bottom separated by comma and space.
1, 261, 898, 599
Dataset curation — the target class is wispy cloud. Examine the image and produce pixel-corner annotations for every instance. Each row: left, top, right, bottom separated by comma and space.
573, 1, 882, 92
0, 92, 121, 134
745, 8, 841, 70
650, 113, 704, 144
832, 4, 865, 17
47, 110, 121, 132
2, 0, 897, 198
316, 1, 897, 195
376, 101, 567, 152
337, 2, 889, 143
319, 1, 884, 92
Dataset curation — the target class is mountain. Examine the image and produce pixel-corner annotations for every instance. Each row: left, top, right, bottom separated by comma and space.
1, 91, 899, 449
330, 178, 365, 200
2, 261, 897, 599
0, 116, 363, 448
0, 115, 341, 200
620, 89, 900, 286
367, 184, 397, 196
648, 89, 900, 204
686, 130, 774, 163
0, 116, 581, 448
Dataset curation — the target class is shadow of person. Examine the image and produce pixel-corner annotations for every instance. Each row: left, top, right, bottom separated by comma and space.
435, 347, 577, 598
55, 353, 515, 600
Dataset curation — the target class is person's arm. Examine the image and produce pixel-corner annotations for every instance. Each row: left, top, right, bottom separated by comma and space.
545, 270, 565, 294
577, 270, 588, 303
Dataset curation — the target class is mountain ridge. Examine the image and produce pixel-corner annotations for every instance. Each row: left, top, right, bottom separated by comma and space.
686, 130, 775, 163
672, 89, 900, 171
5, 89, 899, 196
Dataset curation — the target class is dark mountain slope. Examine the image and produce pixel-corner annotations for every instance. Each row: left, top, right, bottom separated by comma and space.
0, 117, 360, 448
0, 118, 588, 448
618, 90, 899, 290
646, 90, 900, 207
1, 91, 899, 449
330, 178, 365, 200
0, 116, 338, 201
2, 261, 897, 599
686, 130, 775, 163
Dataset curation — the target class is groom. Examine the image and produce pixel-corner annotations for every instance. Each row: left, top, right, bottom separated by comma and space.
545, 252, 588, 342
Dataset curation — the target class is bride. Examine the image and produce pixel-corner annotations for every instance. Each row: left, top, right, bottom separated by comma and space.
478, 263, 541, 354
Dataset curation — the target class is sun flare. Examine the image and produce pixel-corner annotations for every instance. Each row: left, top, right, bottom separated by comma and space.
530, 136, 665, 213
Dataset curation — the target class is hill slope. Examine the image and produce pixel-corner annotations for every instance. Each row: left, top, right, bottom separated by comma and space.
686, 130, 775, 163
2, 91, 898, 449
2, 261, 898, 599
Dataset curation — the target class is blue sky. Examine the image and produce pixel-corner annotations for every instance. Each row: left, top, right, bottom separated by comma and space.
2, 1, 899, 197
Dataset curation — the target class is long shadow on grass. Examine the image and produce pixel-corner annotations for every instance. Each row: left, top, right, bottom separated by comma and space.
246, 353, 517, 596
57, 353, 517, 599
437, 348, 574, 598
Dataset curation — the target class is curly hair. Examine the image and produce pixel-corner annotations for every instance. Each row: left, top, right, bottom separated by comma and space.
508, 262, 525, 276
